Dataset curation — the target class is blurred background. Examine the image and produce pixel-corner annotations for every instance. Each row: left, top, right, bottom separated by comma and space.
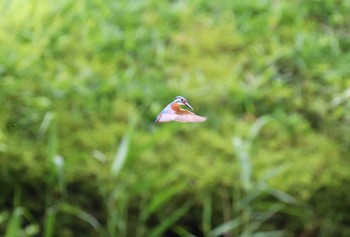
1, 0, 350, 236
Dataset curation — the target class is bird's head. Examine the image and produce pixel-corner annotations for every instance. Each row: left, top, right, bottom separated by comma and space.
174, 96, 193, 110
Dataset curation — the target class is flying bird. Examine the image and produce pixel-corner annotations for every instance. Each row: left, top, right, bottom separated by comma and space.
154, 96, 207, 124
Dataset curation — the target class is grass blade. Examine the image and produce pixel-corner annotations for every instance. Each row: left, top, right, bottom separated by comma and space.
53, 154, 65, 195
202, 194, 212, 236
173, 226, 197, 237
209, 219, 240, 237
39, 111, 53, 137
5, 207, 24, 237
233, 136, 251, 191
252, 230, 286, 237
44, 208, 56, 237
242, 204, 284, 235
141, 182, 187, 221
267, 188, 299, 205
246, 116, 269, 146
44, 203, 102, 237
148, 201, 192, 237
58, 203, 101, 230
111, 132, 131, 177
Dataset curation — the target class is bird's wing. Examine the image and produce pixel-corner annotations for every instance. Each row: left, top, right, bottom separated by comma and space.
174, 114, 207, 123
158, 114, 207, 123
154, 104, 174, 123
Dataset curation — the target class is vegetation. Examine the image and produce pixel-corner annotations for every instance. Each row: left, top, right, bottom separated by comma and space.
1, 0, 350, 236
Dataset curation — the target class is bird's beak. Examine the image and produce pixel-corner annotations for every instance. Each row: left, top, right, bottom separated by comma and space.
185, 101, 194, 110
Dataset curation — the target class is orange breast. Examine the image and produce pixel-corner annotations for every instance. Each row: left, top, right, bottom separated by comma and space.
171, 103, 180, 112
171, 103, 193, 115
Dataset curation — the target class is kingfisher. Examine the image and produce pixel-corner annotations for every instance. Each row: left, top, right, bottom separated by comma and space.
154, 96, 207, 124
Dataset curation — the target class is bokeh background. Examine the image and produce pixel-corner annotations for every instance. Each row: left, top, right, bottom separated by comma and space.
1, 0, 350, 236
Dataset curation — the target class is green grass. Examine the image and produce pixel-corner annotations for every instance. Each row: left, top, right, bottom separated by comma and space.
1, 0, 350, 236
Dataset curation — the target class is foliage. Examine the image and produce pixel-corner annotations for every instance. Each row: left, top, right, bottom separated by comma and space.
1, 0, 350, 236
